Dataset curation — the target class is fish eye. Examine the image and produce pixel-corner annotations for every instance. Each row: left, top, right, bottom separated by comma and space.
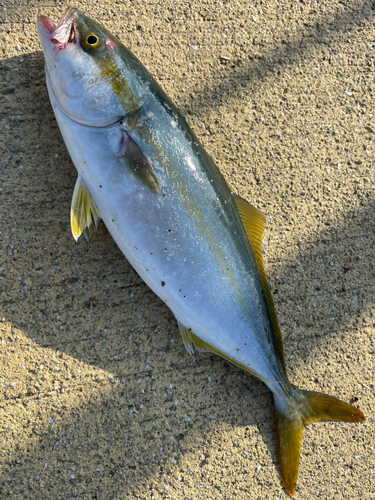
84, 32, 100, 48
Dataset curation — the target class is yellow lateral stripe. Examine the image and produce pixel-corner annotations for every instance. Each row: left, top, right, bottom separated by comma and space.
233, 194, 286, 373
99, 53, 139, 115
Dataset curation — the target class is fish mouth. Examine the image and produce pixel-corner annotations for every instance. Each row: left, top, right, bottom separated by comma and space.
38, 7, 77, 49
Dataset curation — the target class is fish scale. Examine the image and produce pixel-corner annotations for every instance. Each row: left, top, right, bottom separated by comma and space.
38, 7, 365, 497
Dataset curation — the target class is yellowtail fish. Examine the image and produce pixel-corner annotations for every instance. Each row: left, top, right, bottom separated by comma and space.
37, 8, 365, 496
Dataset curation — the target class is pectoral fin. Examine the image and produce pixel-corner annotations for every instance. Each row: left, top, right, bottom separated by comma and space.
118, 131, 160, 193
71, 175, 101, 242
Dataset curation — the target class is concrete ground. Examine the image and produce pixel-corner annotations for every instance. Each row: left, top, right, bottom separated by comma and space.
0, 0, 374, 498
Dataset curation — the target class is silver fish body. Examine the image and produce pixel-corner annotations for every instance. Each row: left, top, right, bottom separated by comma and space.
47, 70, 287, 395
38, 8, 364, 496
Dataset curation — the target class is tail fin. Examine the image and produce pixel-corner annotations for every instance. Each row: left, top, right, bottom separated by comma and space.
275, 387, 365, 497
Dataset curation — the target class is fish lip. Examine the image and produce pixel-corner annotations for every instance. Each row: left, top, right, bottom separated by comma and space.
38, 15, 56, 33
38, 7, 77, 49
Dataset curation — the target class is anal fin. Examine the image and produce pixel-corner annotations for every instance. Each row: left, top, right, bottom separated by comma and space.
71, 175, 101, 242
178, 322, 212, 355
178, 321, 256, 379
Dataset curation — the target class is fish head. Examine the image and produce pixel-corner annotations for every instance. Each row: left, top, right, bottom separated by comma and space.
38, 7, 142, 126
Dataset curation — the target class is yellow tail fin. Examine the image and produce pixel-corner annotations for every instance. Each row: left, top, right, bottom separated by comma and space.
276, 387, 365, 497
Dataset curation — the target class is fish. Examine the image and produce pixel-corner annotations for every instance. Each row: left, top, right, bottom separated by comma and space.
37, 7, 365, 496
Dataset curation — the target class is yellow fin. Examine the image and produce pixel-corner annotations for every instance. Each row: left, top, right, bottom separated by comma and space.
233, 193, 286, 373
71, 175, 101, 242
178, 321, 258, 378
178, 322, 211, 355
276, 387, 365, 496
276, 406, 304, 497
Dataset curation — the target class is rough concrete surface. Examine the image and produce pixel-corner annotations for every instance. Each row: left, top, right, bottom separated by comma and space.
0, 0, 374, 498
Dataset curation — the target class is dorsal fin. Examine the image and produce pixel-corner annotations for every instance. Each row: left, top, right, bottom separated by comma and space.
233, 193, 286, 373
71, 175, 101, 242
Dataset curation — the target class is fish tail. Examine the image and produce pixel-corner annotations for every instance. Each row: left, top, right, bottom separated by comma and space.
275, 386, 365, 497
